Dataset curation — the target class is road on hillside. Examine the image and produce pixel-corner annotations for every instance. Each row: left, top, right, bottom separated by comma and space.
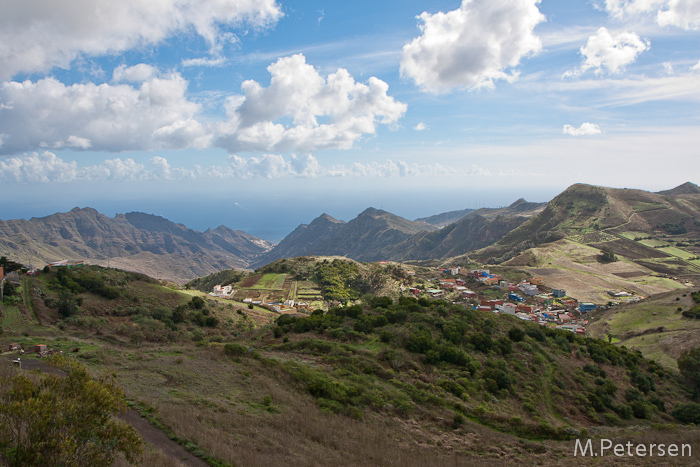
4, 357, 209, 467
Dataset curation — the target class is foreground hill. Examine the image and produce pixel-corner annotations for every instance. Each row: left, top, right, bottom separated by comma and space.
5, 260, 700, 466
0, 207, 272, 283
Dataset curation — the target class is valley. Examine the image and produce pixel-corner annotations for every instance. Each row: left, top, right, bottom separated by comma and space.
2, 181, 700, 466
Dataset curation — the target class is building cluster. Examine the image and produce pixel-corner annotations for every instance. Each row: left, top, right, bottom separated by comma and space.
412, 268, 613, 335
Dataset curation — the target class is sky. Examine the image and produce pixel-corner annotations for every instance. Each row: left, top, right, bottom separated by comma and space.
0, 0, 699, 241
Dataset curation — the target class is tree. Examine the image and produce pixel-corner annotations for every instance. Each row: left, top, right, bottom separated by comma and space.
56, 290, 80, 318
0, 356, 142, 466
598, 245, 617, 263
678, 347, 700, 393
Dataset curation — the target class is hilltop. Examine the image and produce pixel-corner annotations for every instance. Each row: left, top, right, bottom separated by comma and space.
473, 182, 700, 266
257, 199, 546, 266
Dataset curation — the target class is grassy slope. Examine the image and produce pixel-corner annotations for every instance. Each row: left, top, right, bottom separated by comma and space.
588, 289, 700, 369
4, 262, 700, 466
503, 239, 686, 304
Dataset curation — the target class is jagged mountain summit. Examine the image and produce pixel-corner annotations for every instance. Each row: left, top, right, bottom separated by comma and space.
252, 208, 436, 267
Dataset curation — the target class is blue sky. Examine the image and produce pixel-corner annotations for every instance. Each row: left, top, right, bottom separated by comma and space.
1, 0, 699, 240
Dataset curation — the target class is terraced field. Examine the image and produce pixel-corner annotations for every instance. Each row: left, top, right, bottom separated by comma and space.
233, 274, 324, 308
1, 306, 25, 331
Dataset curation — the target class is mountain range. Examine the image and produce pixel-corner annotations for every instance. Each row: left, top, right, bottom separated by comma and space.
0, 207, 272, 283
1, 182, 698, 283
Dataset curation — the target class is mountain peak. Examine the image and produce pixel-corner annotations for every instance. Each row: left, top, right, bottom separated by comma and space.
658, 182, 700, 196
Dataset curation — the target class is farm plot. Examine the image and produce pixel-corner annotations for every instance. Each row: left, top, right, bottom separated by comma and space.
1, 306, 25, 331
639, 239, 668, 248
591, 238, 669, 260
569, 232, 617, 244
254, 274, 287, 289
619, 231, 651, 240
658, 246, 696, 260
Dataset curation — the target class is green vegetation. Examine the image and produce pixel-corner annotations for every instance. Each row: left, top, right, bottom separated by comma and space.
1, 307, 24, 331
597, 245, 617, 263
0, 356, 142, 466
677, 347, 700, 394
313, 259, 362, 303
267, 295, 689, 438
3, 254, 700, 465
186, 268, 244, 292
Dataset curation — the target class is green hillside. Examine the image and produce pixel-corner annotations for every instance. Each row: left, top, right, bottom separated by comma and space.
472, 183, 700, 269
588, 289, 700, 369
3, 259, 700, 466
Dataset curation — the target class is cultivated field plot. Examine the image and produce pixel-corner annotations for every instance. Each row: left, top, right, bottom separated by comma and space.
638, 239, 668, 248
618, 231, 651, 240
232, 275, 325, 308
591, 238, 669, 260
1, 306, 26, 331
632, 201, 666, 212
658, 246, 696, 260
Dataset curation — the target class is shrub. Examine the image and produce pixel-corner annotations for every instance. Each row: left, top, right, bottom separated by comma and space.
224, 342, 248, 357
671, 402, 700, 424
526, 326, 546, 342
583, 363, 607, 379
508, 327, 525, 342
189, 296, 206, 310
631, 401, 648, 419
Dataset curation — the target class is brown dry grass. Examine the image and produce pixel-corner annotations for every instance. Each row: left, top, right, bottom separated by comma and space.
88, 342, 700, 467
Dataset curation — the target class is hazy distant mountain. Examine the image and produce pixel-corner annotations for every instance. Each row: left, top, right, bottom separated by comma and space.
415, 208, 474, 228
472, 182, 700, 264
0, 207, 272, 283
384, 199, 546, 261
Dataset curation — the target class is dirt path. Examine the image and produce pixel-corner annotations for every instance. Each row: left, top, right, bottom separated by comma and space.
7, 357, 210, 467
117, 410, 209, 467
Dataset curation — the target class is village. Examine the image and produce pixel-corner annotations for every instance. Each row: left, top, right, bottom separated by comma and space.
205, 262, 648, 336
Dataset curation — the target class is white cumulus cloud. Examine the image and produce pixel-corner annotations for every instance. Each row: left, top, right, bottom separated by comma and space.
215, 54, 407, 153
414, 122, 427, 131
602, 0, 700, 30
400, 0, 546, 93
0, 70, 211, 154
563, 122, 602, 136
0, 0, 283, 80
566, 27, 649, 76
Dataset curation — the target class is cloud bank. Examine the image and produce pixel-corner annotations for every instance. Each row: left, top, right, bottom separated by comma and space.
0, 70, 210, 154
2, 152, 542, 183
0, 56, 405, 155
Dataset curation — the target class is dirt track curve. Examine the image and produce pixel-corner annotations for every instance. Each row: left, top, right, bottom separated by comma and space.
6, 357, 209, 467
